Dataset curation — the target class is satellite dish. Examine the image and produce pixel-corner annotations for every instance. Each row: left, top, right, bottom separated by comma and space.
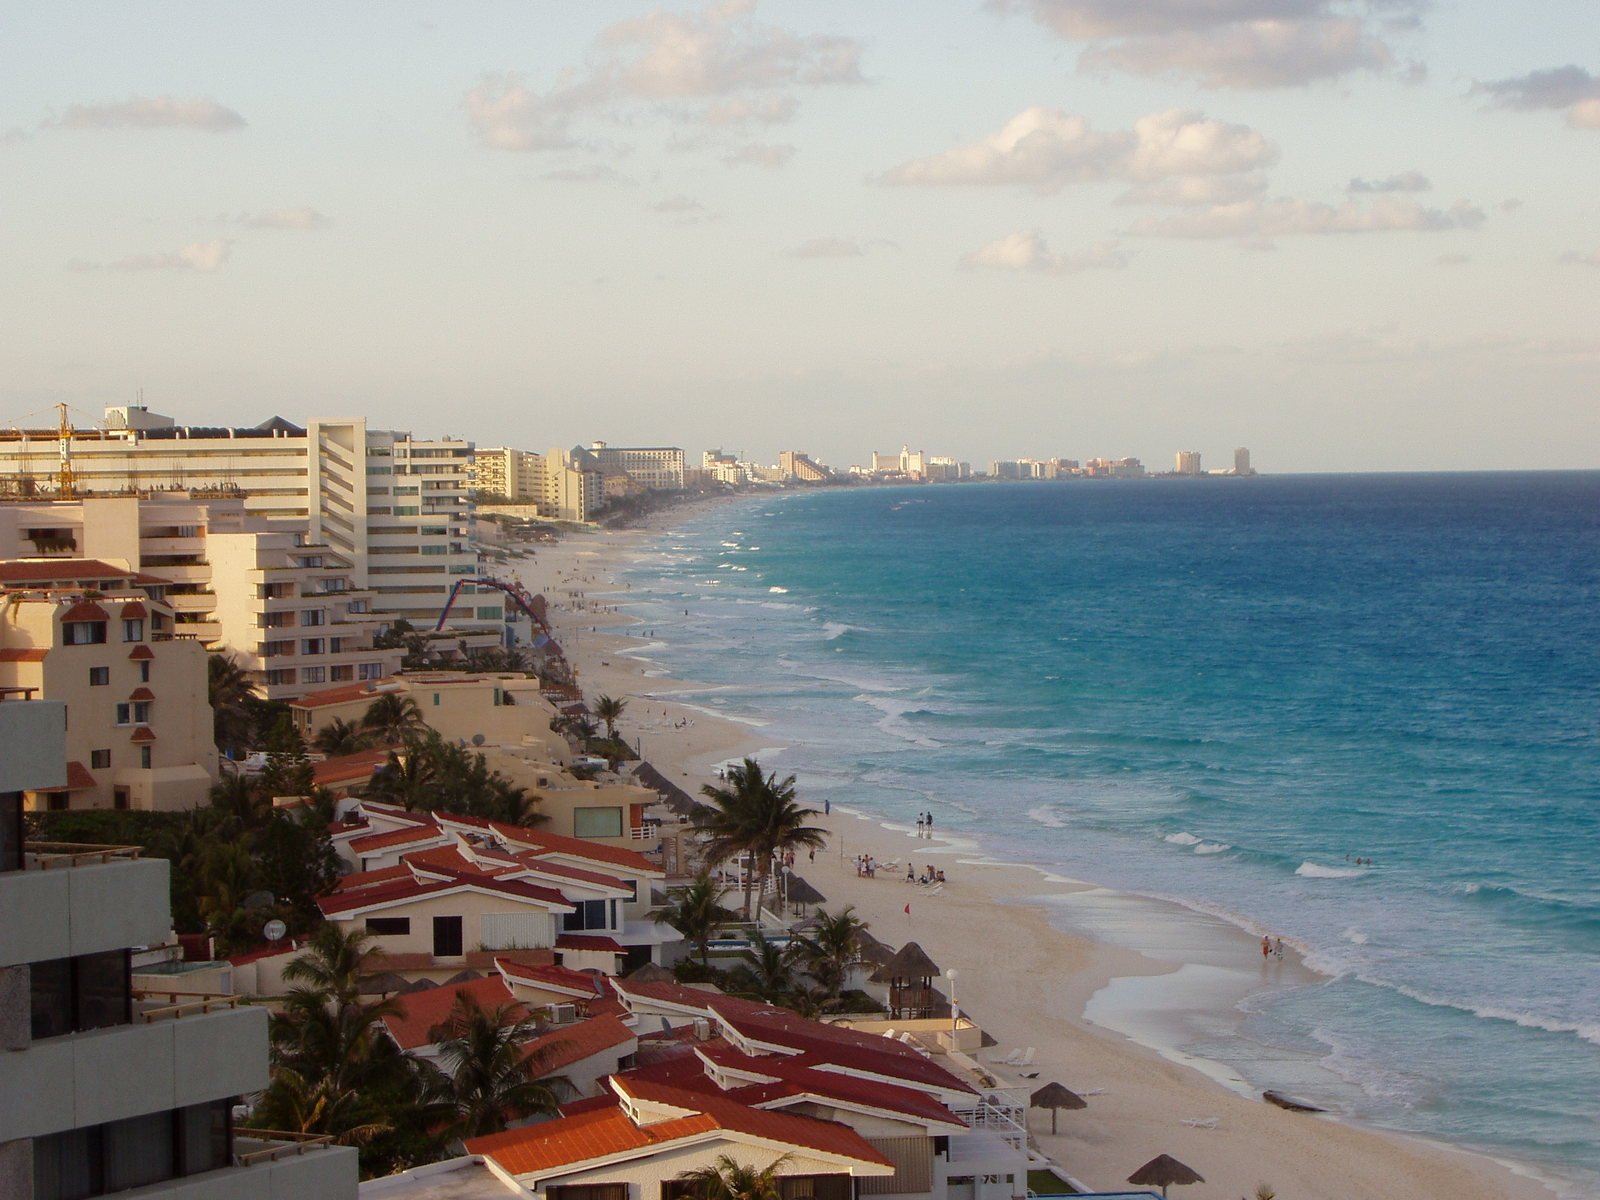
471, 733, 486, 746
262, 919, 288, 942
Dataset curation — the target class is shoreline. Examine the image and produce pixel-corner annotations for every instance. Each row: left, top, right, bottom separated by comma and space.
504, 513, 1563, 1200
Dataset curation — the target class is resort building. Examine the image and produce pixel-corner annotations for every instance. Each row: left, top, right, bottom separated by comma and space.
1174, 451, 1203, 476
779, 450, 831, 482
474, 447, 546, 502
0, 495, 403, 700
586, 443, 685, 492
0, 406, 496, 635
320, 800, 671, 975
0, 694, 357, 1199
1234, 447, 1254, 475
544, 448, 605, 522
0, 561, 217, 811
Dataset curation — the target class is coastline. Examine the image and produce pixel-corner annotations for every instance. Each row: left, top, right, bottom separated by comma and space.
505, 512, 1561, 1200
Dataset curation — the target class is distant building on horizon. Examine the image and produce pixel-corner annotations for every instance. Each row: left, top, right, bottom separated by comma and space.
1235, 447, 1253, 475
779, 450, 831, 482
587, 442, 685, 492
1175, 450, 1203, 476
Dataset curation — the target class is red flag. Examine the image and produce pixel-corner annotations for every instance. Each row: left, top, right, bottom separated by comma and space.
904, 904, 911, 915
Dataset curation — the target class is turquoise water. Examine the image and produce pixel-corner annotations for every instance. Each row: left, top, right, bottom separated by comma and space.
616, 474, 1600, 1194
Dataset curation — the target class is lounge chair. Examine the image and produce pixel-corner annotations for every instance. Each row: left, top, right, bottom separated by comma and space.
997, 1047, 1025, 1066
1014, 1047, 1036, 1069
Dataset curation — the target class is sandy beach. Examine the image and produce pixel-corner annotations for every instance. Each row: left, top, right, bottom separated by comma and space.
497, 514, 1558, 1200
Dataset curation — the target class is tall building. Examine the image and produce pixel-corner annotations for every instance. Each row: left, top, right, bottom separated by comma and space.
0, 695, 358, 1198
779, 450, 831, 482
1175, 450, 1203, 476
1234, 447, 1253, 475
472, 447, 544, 501
0, 407, 493, 634
0, 496, 403, 699
544, 448, 604, 522
586, 442, 684, 491
0, 561, 218, 811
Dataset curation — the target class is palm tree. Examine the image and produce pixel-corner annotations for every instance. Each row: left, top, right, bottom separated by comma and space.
796, 905, 866, 1001
651, 870, 737, 966
283, 923, 386, 1009
677, 1153, 790, 1200
594, 695, 626, 741
314, 716, 371, 757
367, 740, 440, 811
728, 928, 800, 1005
210, 771, 269, 833
362, 692, 425, 746
695, 758, 826, 919
209, 652, 257, 757
248, 1066, 392, 1147
425, 994, 568, 1139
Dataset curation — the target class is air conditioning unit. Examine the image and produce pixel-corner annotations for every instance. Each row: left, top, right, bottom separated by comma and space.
692, 1018, 711, 1041
547, 1003, 577, 1025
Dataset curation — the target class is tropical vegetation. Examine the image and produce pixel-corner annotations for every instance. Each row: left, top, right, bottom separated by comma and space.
694, 758, 826, 918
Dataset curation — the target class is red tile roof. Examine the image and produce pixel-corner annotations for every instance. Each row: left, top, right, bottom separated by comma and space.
0, 560, 130, 584
290, 679, 397, 710
128, 686, 155, 702
696, 1044, 965, 1127
557, 934, 624, 953
495, 958, 611, 998
328, 864, 411, 893
128, 645, 154, 661
312, 748, 390, 789
437, 813, 661, 875
467, 1104, 719, 1177
120, 601, 148, 618
317, 876, 455, 917
130, 725, 156, 744
0, 648, 48, 662
382, 977, 521, 1050
348, 824, 442, 855
514, 856, 631, 892
523, 1014, 635, 1074
61, 601, 110, 622
64, 761, 97, 791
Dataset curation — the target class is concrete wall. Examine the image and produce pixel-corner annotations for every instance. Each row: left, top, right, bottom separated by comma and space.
0, 700, 66, 793
0, 856, 170, 967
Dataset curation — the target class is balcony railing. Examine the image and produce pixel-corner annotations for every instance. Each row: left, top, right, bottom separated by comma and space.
25, 841, 145, 869
233, 1130, 337, 1166
133, 988, 243, 1022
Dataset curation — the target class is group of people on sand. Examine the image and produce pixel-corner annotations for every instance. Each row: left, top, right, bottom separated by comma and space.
1261, 935, 1285, 960
914, 811, 935, 838
854, 854, 878, 878
907, 865, 946, 886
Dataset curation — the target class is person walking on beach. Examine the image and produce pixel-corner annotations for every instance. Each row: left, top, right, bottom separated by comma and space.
916, 813, 925, 836
1262, 935, 1272, 959
1274, 936, 1284, 958
925, 812, 933, 837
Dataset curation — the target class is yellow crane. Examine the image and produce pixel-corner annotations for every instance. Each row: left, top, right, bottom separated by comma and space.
56, 402, 75, 499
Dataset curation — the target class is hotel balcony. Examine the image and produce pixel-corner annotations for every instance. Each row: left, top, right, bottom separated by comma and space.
0, 844, 170, 968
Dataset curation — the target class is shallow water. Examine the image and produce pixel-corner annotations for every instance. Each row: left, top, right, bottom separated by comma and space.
614, 474, 1600, 1195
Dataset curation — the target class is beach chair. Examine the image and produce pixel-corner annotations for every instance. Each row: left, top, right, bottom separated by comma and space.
998, 1048, 1025, 1066
1014, 1047, 1035, 1069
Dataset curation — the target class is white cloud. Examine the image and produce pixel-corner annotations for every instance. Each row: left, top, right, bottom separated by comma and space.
1347, 170, 1430, 193
72, 239, 233, 272
45, 95, 245, 133
1117, 172, 1268, 206
1127, 196, 1485, 238
791, 237, 865, 258
1475, 65, 1600, 130
244, 207, 329, 230
652, 195, 706, 213
880, 106, 1274, 196
722, 142, 795, 168
960, 230, 1131, 274
544, 164, 635, 184
1001, 0, 1415, 88
465, 2, 861, 152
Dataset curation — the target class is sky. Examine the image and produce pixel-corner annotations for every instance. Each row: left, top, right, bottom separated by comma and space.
3, 1, 1597, 473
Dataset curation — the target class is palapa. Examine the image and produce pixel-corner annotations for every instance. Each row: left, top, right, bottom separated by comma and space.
358, 971, 410, 995
869, 941, 941, 1019
1127, 1153, 1204, 1198
1029, 1082, 1087, 1134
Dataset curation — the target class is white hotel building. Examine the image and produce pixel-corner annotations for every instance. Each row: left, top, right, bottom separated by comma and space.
0, 696, 356, 1198
0, 407, 498, 635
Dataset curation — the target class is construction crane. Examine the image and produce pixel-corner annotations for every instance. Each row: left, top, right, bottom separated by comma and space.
56, 403, 75, 499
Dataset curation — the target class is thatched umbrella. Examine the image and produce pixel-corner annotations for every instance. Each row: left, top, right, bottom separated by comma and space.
358, 971, 409, 995
785, 875, 825, 915
855, 929, 895, 970
1127, 1154, 1204, 1198
398, 977, 438, 994
1029, 1082, 1087, 1134
869, 941, 940, 1019
442, 969, 483, 985
626, 962, 676, 984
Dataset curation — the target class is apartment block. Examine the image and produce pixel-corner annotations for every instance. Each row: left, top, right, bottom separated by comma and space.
0, 407, 496, 636
586, 442, 685, 491
0, 696, 358, 1199
0, 563, 217, 811
472, 447, 545, 501
1175, 450, 1203, 476
778, 450, 831, 482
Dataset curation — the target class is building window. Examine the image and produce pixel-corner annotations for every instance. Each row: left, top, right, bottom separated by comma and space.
359, 662, 384, 680
139, 746, 152, 769
88, 667, 110, 687
32, 1098, 231, 1200
302, 609, 326, 627
574, 807, 624, 839
301, 667, 326, 684
63, 621, 106, 645
122, 619, 144, 642
139, 661, 151, 683
330, 665, 354, 682
1, 789, 22, 872
432, 693, 441, 706
114, 704, 131, 726
552, 1186, 629, 1200
30, 949, 132, 1040
90, 749, 111, 770
265, 668, 296, 687
562, 899, 611, 933
301, 638, 325, 655
133, 702, 151, 723
432, 915, 463, 957
365, 917, 411, 936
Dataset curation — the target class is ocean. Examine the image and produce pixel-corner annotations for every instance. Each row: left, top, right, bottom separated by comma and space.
612, 473, 1600, 1195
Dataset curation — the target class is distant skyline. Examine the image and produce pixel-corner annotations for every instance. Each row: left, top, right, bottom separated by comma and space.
4, 1, 1598, 472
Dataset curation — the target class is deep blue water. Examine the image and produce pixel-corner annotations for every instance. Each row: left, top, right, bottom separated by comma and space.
617, 474, 1600, 1193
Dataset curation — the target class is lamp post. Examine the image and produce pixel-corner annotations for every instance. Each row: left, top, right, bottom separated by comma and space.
946, 968, 959, 1036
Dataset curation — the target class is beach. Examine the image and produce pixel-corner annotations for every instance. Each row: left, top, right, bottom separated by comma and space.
500, 512, 1561, 1200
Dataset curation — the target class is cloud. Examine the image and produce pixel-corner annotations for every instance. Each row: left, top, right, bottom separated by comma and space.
1000, 0, 1415, 88
543, 164, 635, 184
960, 230, 1131, 274
1558, 249, 1600, 269
73, 239, 232, 272
1474, 65, 1600, 129
466, 2, 862, 152
880, 106, 1274, 196
791, 237, 865, 258
722, 141, 795, 167
243, 207, 329, 230
1347, 169, 1429, 193
1117, 172, 1269, 206
1127, 196, 1485, 238
45, 95, 245, 133
652, 195, 706, 213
